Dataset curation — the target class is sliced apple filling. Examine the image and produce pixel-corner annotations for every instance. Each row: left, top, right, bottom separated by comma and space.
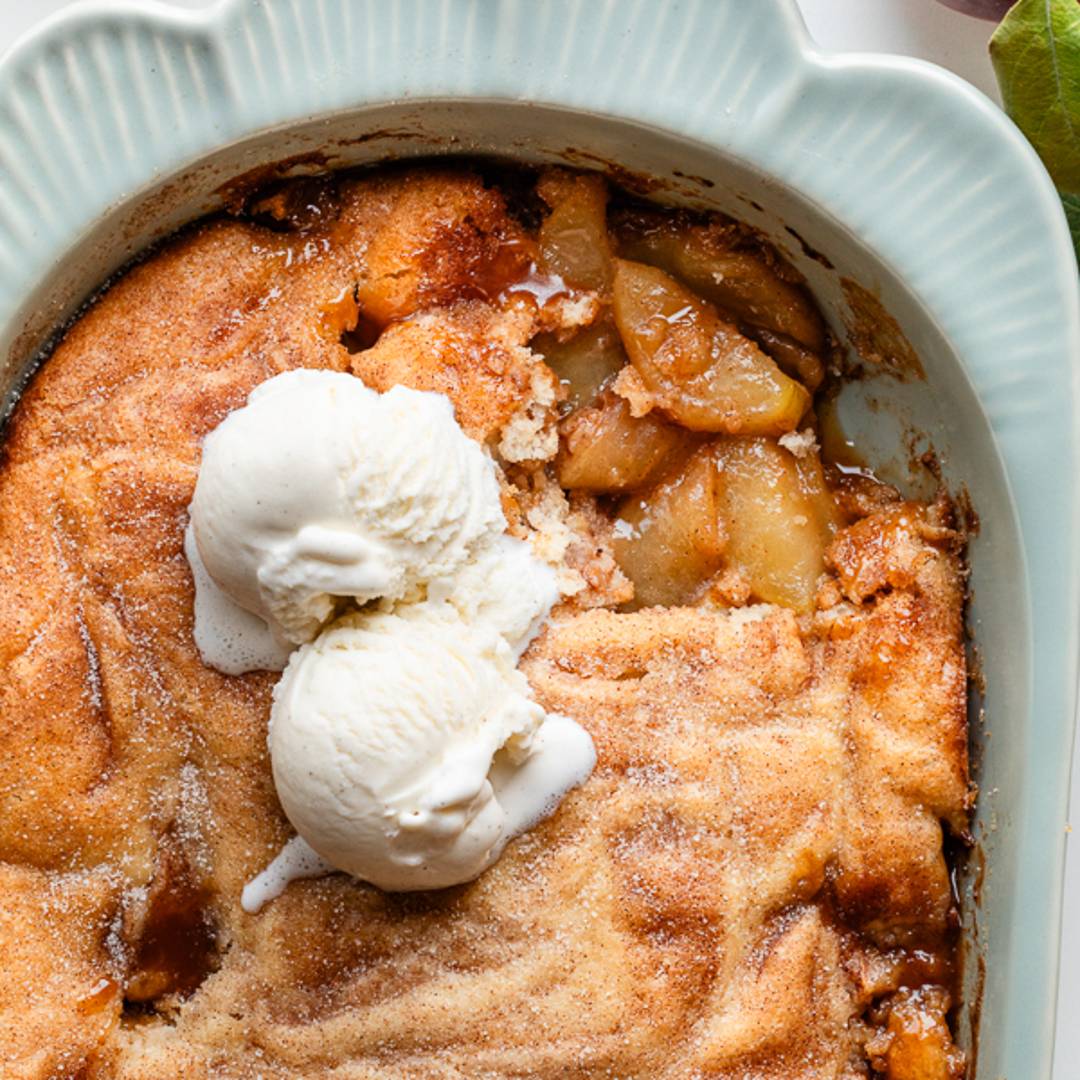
611, 259, 810, 435
528, 171, 874, 615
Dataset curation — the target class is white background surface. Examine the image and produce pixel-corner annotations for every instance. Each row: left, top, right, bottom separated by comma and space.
0, 0, 1072, 1073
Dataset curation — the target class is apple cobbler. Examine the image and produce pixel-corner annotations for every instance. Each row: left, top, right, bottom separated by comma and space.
0, 162, 969, 1078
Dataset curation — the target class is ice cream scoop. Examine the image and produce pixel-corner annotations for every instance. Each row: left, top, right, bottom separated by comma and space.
431, 534, 560, 660
188, 368, 504, 655
186, 367, 595, 906
266, 602, 583, 892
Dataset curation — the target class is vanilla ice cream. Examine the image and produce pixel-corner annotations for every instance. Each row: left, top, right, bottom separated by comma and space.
267, 602, 589, 892
189, 369, 503, 653
241, 546, 578, 903
431, 534, 560, 660
186, 368, 594, 906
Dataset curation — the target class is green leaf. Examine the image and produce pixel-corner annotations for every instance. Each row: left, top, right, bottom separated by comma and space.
991, 0, 1080, 190
991, 0, 1080, 261
1063, 191, 1080, 251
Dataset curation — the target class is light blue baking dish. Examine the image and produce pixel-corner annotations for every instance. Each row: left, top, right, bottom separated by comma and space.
0, 0, 1076, 1074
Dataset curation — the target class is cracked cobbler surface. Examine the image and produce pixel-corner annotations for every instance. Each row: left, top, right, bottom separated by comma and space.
0, 163, 968, 1079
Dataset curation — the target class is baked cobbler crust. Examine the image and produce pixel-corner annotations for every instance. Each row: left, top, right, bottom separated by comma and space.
0, 166, 968, 1078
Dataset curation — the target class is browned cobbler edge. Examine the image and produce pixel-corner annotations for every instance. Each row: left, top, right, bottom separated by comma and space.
0, 158, 971, 1079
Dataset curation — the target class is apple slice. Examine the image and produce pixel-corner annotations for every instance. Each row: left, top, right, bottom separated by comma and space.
612, 259, 810, 434
537, 171, 613, 292
611, 448, 726, 609
557, 390, 695, 493
534, 320, 627, 409
616, 212, 825, 358
743, 326, 825, 391
712, 436, 841, 612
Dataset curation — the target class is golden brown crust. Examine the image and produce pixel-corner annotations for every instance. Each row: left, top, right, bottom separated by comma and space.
0, 166, 967, 1079
350, 301, 554, 446
345, 168, 534, 325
